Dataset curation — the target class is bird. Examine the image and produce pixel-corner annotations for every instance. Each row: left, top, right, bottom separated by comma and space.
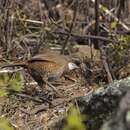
1, 51, 78, 90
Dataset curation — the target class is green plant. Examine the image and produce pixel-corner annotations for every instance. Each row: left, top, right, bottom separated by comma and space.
63, 105, 86, 130
0, 73, 23, 97
0, 118, 14, 130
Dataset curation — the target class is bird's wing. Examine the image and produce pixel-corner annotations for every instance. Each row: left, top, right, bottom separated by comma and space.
29, 53, 68, 64
29, 54, 56, 62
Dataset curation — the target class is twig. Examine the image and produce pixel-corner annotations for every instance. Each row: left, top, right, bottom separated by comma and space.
44, 80, 62, 97
95, 0, 99, 37
54, 31, 118, 43
101, 49, 113, 83
29, 104, 49, 114
14, 93, 43, 103
0, 68, 23, 73
94, 0, 99, 48
60, 0, 78, 54
18, 18, 44, 24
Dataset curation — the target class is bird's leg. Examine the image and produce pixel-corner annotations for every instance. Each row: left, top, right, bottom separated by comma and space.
48, 74, 60, 82
48, 74, 65, 85
64, 74, 77, 82
28, 69, 48, 95
43, 79, 62, 97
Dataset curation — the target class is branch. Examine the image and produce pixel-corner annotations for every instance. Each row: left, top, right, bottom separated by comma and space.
91, 0, 130, 31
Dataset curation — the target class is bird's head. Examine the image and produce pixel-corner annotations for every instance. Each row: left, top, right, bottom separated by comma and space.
68, 62, 79, 70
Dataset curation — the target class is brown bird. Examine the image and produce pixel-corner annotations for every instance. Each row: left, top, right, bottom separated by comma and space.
1, 51, 78, 89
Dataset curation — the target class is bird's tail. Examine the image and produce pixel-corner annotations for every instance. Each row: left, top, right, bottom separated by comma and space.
1, 61, 27, 69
